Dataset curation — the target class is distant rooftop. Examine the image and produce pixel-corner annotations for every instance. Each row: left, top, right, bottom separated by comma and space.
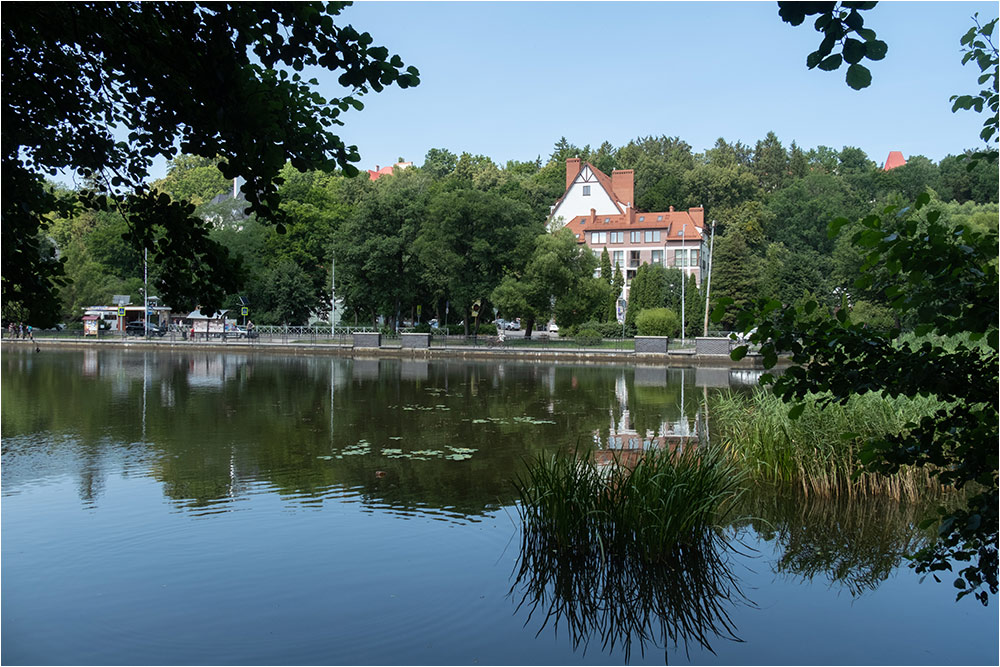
883, 151, 906, 171
367, 160, 413, 181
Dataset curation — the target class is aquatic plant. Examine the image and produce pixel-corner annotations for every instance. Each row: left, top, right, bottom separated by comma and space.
510, 524, 749, 662
513, 444, 742, 561
711, 389, 947, 500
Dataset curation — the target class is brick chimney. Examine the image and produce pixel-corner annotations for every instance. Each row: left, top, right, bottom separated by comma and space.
611, 169, 634, 208
566, 158, 581, 190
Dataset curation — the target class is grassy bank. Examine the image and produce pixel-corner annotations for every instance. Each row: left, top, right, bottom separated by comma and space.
712, 389, 947, 500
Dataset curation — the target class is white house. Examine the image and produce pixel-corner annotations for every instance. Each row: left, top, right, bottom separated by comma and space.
548, 159, 708, 295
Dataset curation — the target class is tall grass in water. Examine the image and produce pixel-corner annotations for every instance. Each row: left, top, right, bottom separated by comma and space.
514, 445, 742, 561
712, 389, 947, 500
512, 445, 748, 660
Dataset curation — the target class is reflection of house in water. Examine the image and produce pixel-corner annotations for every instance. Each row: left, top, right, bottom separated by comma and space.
187, 354, 243, 388
593, 370, 704, 470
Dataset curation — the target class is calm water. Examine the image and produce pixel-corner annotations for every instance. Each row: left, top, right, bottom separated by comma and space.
2, 347, 996, 665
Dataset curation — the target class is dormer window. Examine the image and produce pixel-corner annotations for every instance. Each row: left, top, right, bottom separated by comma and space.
582, 185, 591, 196
604, 218, 610, 223
657, 215, 663, 221
638, 216, 645, 222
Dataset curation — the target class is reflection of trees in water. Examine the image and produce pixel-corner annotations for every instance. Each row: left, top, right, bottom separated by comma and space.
510, 529, 749, 663
735, 484, 935, 597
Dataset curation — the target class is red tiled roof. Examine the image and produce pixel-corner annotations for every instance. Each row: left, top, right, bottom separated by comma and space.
567, 207, 705, 240
883, 151, 906, 171
367, 161, 413, 181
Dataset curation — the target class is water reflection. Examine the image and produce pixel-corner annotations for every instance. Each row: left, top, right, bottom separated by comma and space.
1, 348, 938, 600
737, 486, 935, 597
510, 528, 750, 662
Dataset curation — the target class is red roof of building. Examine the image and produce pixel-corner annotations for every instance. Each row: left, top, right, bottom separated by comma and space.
567, 206, 705, 240
883, 151, 906, 171
367, 161, 413, 181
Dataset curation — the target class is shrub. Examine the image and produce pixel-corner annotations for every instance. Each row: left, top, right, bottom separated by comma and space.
477, 323, 498, 336
596, 320, 626, 338
575, 328, 602, 346
636, 308, 679, 337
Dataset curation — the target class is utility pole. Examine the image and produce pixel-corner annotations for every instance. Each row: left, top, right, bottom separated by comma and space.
703, 220, 716, 336
331, 255, 336, 330
680, 223, 687, 340
143, 247, 148, 337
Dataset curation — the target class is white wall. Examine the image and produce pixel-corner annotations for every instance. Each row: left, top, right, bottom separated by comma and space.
550, 165, 621, 223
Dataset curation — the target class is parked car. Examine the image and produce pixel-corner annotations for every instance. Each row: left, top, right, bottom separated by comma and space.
548, 322, 559, 333
429, 319, 440, 329
504, 319, 521, 331
125, 321, 165, 337
227, 325, 259, 339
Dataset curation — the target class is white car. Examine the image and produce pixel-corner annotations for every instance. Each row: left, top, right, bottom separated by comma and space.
548, 322, 559, 333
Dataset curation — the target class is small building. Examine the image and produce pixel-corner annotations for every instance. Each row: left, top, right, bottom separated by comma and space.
547, 158, 708, 294
178, 309, 232, 338
83, 303, 172, 332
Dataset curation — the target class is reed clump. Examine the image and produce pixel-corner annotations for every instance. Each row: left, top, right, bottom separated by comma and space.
514, 445, 742, 562
712, 389, 947, 500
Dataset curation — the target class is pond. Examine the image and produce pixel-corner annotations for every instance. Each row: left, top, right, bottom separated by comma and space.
2, 347, 996, 665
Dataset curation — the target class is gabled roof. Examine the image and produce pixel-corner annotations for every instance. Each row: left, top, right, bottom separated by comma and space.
883, 151, 906, 171
548, 161, 626, 219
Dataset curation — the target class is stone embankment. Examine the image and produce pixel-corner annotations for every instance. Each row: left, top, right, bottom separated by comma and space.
4, 334, 776, 368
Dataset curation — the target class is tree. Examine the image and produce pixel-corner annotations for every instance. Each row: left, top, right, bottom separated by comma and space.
3, 2, 419, 322
599, 248, 613, 285
777, 1, 888, 91
729, 6, 1000, 604
491, 229, 603, 336
753, 131, 790, 193
417, 188, 538, 333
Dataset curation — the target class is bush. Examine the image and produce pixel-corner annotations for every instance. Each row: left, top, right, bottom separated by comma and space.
575, 328, 602, 346
596, 320, 626, 339
636, 308, 679, 337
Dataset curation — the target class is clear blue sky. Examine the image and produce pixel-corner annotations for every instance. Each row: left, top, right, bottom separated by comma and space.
321, 1, 997, 171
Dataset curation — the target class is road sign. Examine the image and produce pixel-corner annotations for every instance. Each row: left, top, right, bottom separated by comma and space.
118, 306, 126, 317
241, 306, 249, 316
471, 300, 481, 317
416, 304, 422, 317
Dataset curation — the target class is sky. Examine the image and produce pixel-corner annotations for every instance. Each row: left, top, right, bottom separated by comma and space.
305, 0, 998, 173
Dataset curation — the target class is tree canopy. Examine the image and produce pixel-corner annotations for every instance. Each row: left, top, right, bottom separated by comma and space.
2, 2, 419, 322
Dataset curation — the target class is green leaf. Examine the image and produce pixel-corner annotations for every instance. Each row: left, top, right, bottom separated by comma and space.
806, 49, 825, 69
843, 38, 866, 64
788, 403, 806, 420
730, 345, 748, 361
818, 54, 843, 71
828, 216, 852, 238
915, 191, 931, 209
865, 40, 888, 60
845, 63, 872, 89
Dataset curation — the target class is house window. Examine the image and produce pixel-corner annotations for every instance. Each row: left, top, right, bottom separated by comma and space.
674, 249, 687, 267
690, 249, 700, 266
651, 250, 663, 265
605, 218, 610, 223
652, 230, 661, 242
611, 231, 623, 243
630, 231, 641, 243
638, 216, 645, 222
583, 185, 591, 196
613, 251, 624, 267
629, 251, 640, 268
